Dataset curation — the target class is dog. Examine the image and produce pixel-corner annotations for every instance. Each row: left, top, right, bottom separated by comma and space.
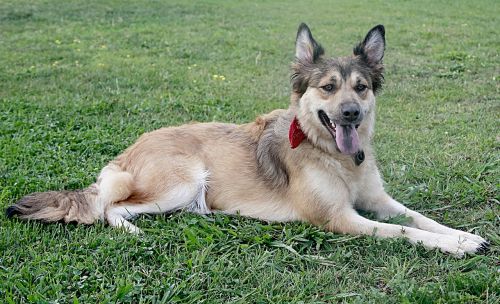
7, 23, 489, 257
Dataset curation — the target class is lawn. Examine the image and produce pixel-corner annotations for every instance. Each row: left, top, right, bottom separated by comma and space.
0, 0, 498, 303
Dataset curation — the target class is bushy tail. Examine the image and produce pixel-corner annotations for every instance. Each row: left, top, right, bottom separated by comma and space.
6, 185, 99, 224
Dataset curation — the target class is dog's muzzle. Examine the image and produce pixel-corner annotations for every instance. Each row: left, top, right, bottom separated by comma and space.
318, 110, 365, 166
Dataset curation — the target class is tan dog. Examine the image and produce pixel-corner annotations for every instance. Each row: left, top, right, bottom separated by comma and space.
7, 24, 488, 257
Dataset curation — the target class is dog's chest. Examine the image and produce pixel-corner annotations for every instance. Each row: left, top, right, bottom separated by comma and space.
301, 160, 362, 205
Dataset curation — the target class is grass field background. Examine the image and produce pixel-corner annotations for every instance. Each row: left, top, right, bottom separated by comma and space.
1, 0, 498, 302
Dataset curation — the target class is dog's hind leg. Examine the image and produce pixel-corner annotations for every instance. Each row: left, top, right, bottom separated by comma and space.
104, 159, 210, 233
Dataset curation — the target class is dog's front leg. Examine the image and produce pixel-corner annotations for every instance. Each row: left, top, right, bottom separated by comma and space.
356, 183, 488, 247
355, 167, 488, 249
328, 208, 486, 257
361, 193, 487, 246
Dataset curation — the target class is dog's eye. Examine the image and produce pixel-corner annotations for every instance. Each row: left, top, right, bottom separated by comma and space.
355, 83, 367, 92
321, 84, 335, 92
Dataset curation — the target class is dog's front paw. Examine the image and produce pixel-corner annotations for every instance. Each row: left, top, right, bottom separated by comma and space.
475, 240, 490, 254
454, 232, 488, 248
436, 235, 488, 258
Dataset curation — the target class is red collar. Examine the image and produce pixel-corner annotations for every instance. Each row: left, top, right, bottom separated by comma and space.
289, 116, 306, 149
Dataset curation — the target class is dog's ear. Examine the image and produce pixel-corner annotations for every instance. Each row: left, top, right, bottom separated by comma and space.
295, 23, 324, 63
354, 25, 385, 94
354, 24, 385, 66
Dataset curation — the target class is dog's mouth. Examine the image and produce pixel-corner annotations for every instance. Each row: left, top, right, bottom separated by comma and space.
318, 110, 360, 155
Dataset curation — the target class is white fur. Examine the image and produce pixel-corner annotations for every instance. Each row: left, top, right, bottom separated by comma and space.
295, 30, 314, 62
186, 170, 211, 215
333, 208, 483, 257
365, 31, 384, 62
107, 169, 209, 231
290, 151, 487, 258
94, 164, 134, 219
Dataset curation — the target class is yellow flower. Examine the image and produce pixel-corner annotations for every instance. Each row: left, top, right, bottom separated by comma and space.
213, 74, 225, 81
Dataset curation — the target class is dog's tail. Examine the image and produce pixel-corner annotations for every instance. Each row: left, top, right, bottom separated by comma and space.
6, 164, 134, 225
6, 186, 100, 224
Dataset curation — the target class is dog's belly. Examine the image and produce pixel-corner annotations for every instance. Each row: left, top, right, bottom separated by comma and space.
213, 198, 298, 222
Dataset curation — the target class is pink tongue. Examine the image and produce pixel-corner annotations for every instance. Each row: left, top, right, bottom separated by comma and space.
335, 124, 359, 155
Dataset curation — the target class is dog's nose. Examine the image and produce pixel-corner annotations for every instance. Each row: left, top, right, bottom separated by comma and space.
341, 103, 361, 122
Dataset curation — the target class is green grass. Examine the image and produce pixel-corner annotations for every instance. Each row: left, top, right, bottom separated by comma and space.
1, 0, 499, 302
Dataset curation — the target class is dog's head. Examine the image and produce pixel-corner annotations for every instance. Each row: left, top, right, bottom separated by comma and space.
291, 23, 385, 155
